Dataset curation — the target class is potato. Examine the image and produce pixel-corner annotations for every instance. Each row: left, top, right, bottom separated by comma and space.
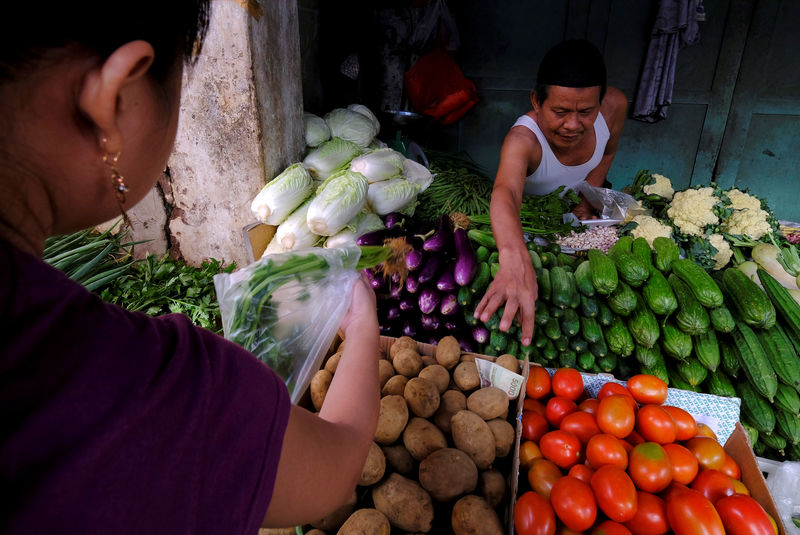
421, 355, 437, 367
381, 444, 415, 475
258, 529, 296, 535
459, 353, 477, 363
371, 473, 434, 533
310, 369, 333, 411
486, 418, 515, 457
453, 361, 480, 391
495, 353, 520, 373
418, 448, 478, 502
381, 374, 408, 397
305, 530, 326, 535
374, 395, 409, 445
451, 495, 503, 535
466, 386, 509, 420
393, 348, 423, 377
402, 417, 447, 461
390, 336, 418, 360
324, 351, 342, 374
403, 377, 440, 418
478, 468, 507, 508
450, 410, 496, 469
336, 508, 391, 535
435, 335, 461, 369
433, 389, 466, 435
310, 490, 358, 531
418, 364, 449, 394
378, 359, 395, 388
359, 441, 386, 486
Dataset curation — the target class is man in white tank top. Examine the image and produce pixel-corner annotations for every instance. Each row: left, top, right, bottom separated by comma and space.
474, 39, 628, 348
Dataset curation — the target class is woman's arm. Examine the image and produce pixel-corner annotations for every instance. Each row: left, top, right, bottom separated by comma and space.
262, 277, 380, 527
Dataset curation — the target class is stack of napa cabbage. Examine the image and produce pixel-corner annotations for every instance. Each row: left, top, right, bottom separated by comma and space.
250, 104, 433, 257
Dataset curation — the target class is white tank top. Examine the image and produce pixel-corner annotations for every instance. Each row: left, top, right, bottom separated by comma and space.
512, 113, 610, 196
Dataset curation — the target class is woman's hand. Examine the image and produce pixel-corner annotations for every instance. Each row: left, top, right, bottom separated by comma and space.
339, 274, 378, 335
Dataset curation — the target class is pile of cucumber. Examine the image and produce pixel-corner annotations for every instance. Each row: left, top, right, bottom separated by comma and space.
464, 231, 800, 461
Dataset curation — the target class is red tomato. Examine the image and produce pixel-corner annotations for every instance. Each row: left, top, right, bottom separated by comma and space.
592, 520, 633, 535
528, 457, 563, 499
628, 442, 673, 493
662, 443, 699, 485
560, 410, 601, 444
515, 490, 557, 535
690, 469, 735, 504
731, 478, 750, 496
661, 406, 697, 441
552, 367, 585, 401
714, 495, 774, 535
519, 440, 543, 469
527, 365, 552, 400
546, 396, 579, 427
586, 433, 629, 470
540, 430, 583, 469
597, 394, 636, 438
720, 453, 741, 480
522, 411, 550, 442
598, 381, 634, 401
695, 422, 718, 440
620, 439, 634, 455
665, 486, 725, 535
550, 476, 598, 532
590, 465, 639, 522
579, 398, 600, 415
660, 481, 691, 503
569, 463, 595, 483
626, 430, 646, 447
626, 374, 668, 405
686, 437, 726, 471
636, 404, 677, 444
624, 491, 669, 535
558, 526, 585, 535
524, 398, 547, 416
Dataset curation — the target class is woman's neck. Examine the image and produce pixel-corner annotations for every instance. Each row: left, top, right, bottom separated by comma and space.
0, 177, 53, 256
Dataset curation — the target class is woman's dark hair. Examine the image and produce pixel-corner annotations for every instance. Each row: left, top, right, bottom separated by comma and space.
534, 39, 607, 105
0, 0, 211, 82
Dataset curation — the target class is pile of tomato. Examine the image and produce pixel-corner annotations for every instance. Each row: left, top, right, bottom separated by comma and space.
514, 366, 777, 535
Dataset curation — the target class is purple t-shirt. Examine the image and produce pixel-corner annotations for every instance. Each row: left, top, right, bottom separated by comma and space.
0, 240, 291, 534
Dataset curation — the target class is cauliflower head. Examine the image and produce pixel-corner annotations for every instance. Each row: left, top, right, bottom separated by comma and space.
722, 207, 771, 240
631, 215, 673, 246
726, 188, 762, 211
708, 233, 733, 270
643, 174, 675, 200
666, 187, 720, 237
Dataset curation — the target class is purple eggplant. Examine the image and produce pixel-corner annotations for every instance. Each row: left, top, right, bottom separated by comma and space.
405, 248, 424, 272
363, 268, 386, 292
472, 325, 490, 344
420, 313, 441, 332
384, 212, 405, 229
440, 293, 459, 316
405, 273, 420, 294
453, 227, 479, 286
379, 322, 397, 336
391, 271, 402, 284
402, 320, 418, 338
417, 255, 441, 285
389, 280, 403, 299
444, 320, 459, 332
458, 337, 475, 353
387, 305, 402, 321
427, 335, 440, 345
436, 265, 457, 292
356, 229, 386, 246
399, 296, 416, 312
418, 287, 441, 315
422, 214, 453, 252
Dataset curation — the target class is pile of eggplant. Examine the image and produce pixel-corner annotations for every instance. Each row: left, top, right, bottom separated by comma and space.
361, 213, 480, 349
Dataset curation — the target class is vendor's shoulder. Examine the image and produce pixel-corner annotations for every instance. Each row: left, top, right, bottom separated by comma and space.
601, 86, 628, 118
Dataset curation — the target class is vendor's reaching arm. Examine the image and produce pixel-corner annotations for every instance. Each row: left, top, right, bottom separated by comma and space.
473, 128, 540, 346
573, 87, 629, 220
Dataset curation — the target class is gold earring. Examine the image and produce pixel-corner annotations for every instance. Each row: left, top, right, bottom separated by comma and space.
101, 138, 133, 228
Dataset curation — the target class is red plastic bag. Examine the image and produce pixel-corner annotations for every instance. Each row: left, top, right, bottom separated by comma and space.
404, 49, 478, 126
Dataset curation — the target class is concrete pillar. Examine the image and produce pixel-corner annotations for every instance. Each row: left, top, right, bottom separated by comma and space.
120, 0, 304, 268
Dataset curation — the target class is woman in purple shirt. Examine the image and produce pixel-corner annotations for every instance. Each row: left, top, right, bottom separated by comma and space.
0, 2, 380, 533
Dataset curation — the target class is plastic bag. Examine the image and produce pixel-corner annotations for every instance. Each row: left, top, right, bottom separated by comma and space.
573, 181, 653, 221
214, 246, 360, 403
404, 48, 478, 126
763, 459, 800, 535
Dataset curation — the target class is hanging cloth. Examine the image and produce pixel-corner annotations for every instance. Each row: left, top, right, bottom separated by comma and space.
632, 0, 701, 122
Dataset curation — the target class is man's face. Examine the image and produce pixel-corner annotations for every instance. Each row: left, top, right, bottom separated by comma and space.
532, 85, 602, 151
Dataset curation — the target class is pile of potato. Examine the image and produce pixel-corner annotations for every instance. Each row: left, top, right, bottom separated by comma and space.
306, 335, 522, 535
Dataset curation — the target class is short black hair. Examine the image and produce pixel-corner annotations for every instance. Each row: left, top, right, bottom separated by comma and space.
534, 39, 607, 104
0, 0, 211, 83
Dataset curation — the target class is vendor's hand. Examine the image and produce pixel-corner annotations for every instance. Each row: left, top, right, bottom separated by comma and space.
473, 249, 538, 346
573, 198, 596, 220
339, 274, 378, 335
